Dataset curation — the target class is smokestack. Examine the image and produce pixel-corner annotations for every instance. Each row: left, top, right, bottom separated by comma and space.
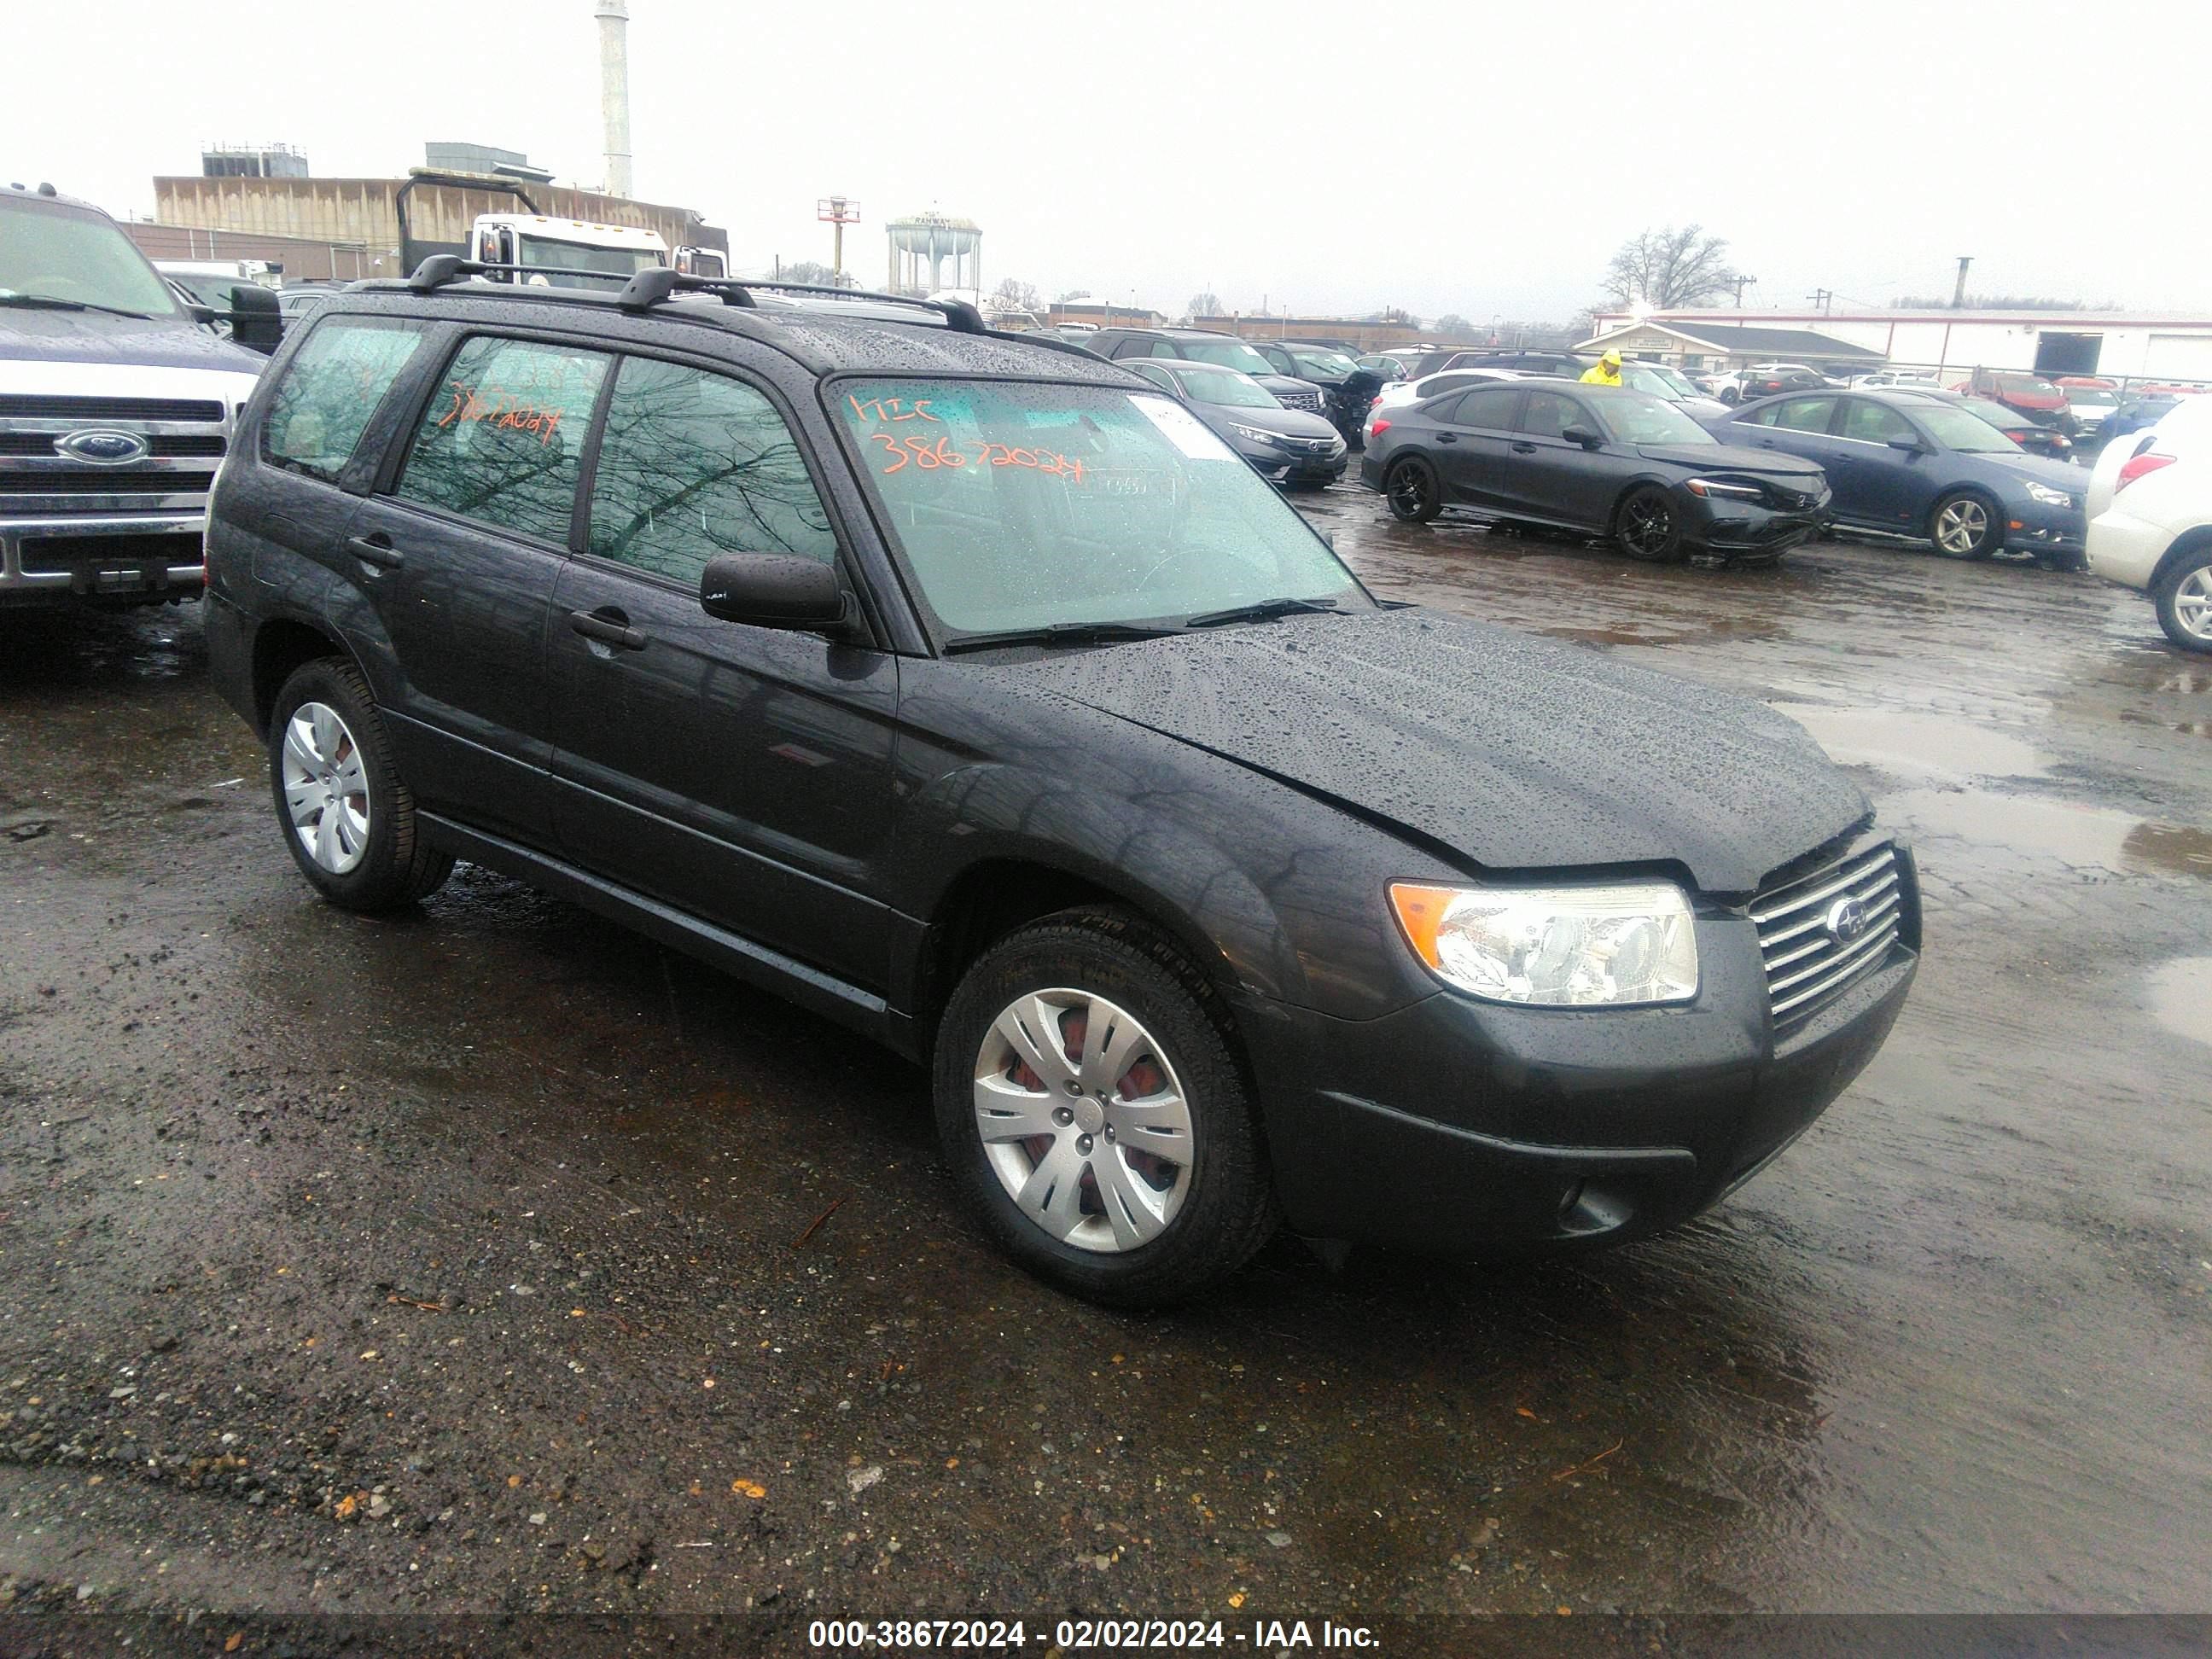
596, 0, 632, 200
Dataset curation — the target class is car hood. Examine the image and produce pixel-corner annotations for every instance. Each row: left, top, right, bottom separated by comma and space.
1013, 607, 1869, 894
0, 305, 268, 375
1636, 442, 1828, 480
1196, 403, 1341, 442
1256, 374, 1321, 399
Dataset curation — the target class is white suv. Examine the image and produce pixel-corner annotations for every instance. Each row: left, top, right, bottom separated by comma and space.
2085, 397, 2212, 652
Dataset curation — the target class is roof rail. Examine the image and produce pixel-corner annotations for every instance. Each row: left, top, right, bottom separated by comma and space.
400, 257, 995, 338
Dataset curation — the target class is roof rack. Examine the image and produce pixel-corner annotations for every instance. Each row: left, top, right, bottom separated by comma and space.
401, 257, 990, 335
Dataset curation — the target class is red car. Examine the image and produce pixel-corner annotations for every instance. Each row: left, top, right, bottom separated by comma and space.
1959, 368, 2071, 428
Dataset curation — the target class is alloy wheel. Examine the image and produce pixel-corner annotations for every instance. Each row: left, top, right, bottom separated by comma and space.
1934, 498, 1989, 556
972, 988, 1194, 1254
1621, 492, 1676, 556
1388, 461, 1435, 519
2173, 567, 2212, 644
281, 701, 370, 875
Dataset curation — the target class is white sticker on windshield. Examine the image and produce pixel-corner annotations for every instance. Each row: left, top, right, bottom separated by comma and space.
1128, 394, 1238, 462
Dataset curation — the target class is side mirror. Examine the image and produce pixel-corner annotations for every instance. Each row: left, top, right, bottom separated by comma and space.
700, 553, 853, 633
1887, 437, 1927, 454
228, 283, 283, 355
1560, 425, 1603, 449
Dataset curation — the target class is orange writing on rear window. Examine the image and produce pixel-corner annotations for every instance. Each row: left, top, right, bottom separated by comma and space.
847, 393, 940, 425
435, 381, 565, 445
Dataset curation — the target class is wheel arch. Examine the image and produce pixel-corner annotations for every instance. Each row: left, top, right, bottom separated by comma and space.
250, 614, 368, 737
2147, 523, 2212, 593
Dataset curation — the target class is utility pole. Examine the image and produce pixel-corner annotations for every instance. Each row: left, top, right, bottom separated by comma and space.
1953, 256, 1973, 309
817, 196, 860, 282
1806, 288, 1832, 313
1731, 274, 1757, 307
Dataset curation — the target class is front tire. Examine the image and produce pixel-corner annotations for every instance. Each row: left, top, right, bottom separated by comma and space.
1385, 455, 1443, 523
2154, 548, 2212, 654
1615, 485, 1685, 562
932, 908, 1276, 1307
267, 658, 454, 911
1930, 491, 2000, 560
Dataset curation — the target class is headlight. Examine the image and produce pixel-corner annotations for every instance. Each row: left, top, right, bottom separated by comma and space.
1227, 423, 1283, 446
2026, 482, 2073, 508
1685, 477, 1764, 499
1388, 881, 1699, 1007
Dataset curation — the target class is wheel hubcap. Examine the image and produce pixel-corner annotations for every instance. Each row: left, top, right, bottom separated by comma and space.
2176, 568, 2212, 643
972, 989, 1194, 1254
282, 701, 370, 875
1936, 500, 1987, 554
1625, 497, 1671, 552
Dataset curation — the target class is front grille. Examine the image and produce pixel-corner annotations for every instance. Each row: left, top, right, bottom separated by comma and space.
1279, 390, 1322, 413
0, 395, 225, 422
19, 533, 203, 573
0, 469, 218, 497
1750, 841, 1903, 1027
0, 433, 226, 457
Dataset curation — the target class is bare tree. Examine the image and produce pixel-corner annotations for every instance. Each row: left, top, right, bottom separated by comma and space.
990, 276, 1045, 312
1432, 312, 1474, 337
1187, 291, 1224, 319
1602, 226, 1741, 309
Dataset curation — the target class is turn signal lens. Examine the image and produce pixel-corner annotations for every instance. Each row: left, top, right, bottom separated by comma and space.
1388, 881, 1700, 1008
2116, 452, 2176, 492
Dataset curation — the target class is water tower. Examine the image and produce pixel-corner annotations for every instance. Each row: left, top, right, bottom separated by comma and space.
887, 212, 981, 299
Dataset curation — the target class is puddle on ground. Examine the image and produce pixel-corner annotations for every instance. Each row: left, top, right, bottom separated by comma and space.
1773, 705, 2049, 783
1887, 789, 2212, 880
2148, 958, 2212, 1048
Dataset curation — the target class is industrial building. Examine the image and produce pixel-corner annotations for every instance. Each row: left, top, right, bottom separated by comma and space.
125, 141, 727, 283
1585, 308, 2212, 383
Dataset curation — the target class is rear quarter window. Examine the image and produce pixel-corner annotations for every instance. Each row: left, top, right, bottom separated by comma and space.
261, 317, 431, 484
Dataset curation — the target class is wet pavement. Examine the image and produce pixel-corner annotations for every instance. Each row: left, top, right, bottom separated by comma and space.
1, 492, 2209, 1635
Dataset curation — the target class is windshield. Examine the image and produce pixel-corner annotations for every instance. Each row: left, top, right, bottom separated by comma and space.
1622, 364, 1699, 400
515, 235, 665, 289
1289, 347, 1359, 379
1593, 391, 1716, 446
1917, 404, 2021, 453
0, 195, 183, 317
1992, 373, 2059, 399
1178, 338, 1275, 375
835, 377, 1367, 637
1173, 369, 1278, 410
2064, 387, 2117, 406
165, 272, 253, 309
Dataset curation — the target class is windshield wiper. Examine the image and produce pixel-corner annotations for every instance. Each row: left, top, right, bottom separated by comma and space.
0, 293, 154, 319
1182, 597, 1346, 629
941, 620, 1183, 655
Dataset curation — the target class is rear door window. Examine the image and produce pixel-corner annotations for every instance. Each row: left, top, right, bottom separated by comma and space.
585, 358, 838, 586
261, 317, 431, 483
1770, 396, 1838, 434
1448, 387, 1522, 429
393, 335, 612, 545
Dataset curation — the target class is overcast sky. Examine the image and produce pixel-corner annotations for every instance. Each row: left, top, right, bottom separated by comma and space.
8, 0, 2208, 322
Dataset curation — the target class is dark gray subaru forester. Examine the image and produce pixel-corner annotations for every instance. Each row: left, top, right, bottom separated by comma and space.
203, 262, 1919, 1306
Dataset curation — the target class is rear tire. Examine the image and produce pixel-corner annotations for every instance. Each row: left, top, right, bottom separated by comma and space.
1929, 491, 2000, 560
1614, 485, 1685, 562
2154, 547, 2212, 654
267, 658, 454, 911
1384, 455, 1443, 523
932, 908, 1276, 1307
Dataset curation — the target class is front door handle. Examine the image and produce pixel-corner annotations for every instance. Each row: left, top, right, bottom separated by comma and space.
346, 533, 404, 570
569, 608, 647, 651
1756, 439, 1779, 449
1435, 432, 1458, 444
1510, 441, 1537, 453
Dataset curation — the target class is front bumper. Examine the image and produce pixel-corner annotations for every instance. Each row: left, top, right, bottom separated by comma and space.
2000, 499, 2087, 555
1240, 439, 1348, 486
0, 514, 207, 608
1235, 926, 1917, 1255
1682, 488, 1830, 555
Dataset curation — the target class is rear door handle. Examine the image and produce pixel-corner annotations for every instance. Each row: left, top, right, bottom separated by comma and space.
346, 533, 404, 570
569, 608, 647, 651
1510, 441, 1537, 453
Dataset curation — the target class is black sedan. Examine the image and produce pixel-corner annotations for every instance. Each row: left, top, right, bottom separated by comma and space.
1126, 358, 1348, 486
1361, 381, 1831, 564
1707, 389, 2087, 564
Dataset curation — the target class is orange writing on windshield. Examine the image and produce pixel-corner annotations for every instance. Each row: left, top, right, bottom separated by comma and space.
435, 381, 566, 445
868, 431, 1086, 483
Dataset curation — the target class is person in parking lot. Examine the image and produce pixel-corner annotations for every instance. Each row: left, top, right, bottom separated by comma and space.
1581, 349, 1625, 387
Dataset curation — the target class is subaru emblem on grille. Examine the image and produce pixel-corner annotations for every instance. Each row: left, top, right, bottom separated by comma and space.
1825, 897, 1869, 945
56, 428, 151, 465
